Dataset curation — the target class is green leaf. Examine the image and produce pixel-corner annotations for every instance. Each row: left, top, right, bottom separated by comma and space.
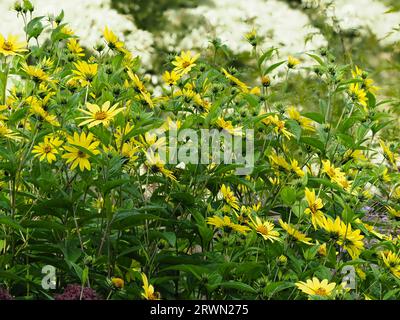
263, 60, 285, 75
219, 281, 257, 294
280, 187, 297, 205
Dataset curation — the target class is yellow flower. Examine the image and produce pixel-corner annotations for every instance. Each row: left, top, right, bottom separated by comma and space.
386, 206, 400, 218
207, 215, 250, 234
162, 70, 180, 86
263, 115, 294, 139
295, 277, 336, 298
0, 34, 27, 56
62, 132, 100, 171
380, 251, 400, 278
221, 68, 247, 91
349, 83, 367, 109
290, 159, 305, 177
141, 273, 160, 300
78, 101, 123, 128
279, 219, 312, 245
318, 243, 327, 256
287, 55, 300, 69
245, 28, 258, 46
32, 136, 63, 164
71, 61, 98, 87
103, 26, 126, 53
145, 151, 176, 181
111, 277, 125, 289
269, 153, 291, 171
172, 50, 199, 75
352, 66, 379, 94
215, 117, 242, 136
0, 121, 20, 140
248, 216, 280, 242
321, 160, 351, 191
67, 38, 85, 57
336, 224, 364, 260
304, 187, 325, 229
220, 184, 240, 211
21, 63, 50, 83
287, 106, 315, 132
379, 139, 397, 166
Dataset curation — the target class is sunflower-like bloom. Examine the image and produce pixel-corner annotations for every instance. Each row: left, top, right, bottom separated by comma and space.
67, 38, 85, 57
336, 224, 364, 260
220, 184, 240, 211
263, 115, 294, 140
386, 206, 400, 218
287, 106, 315, 132
172, 50, 199, 75
0, 34, 27, 56
71, 61, 98, 87
321, 160, 351, 191
145, 151, 176, 181
379, 139, 398, 167
349, 83, 367, 109
78, 101, 123, 128
21, 63, 50, 83
141, 273, 160, 300
287, 55, 300, 69
290, 159, 305, 178
295, 277, 336, 299
162, 70, 180, 86
380, 251, 400, 278
216, 117, 243, 136
248, 216, 280, 242
32, 136, 63, 164
62, 132, 100, 171
103, 26, 126, 53
304, 187, 325, 229
207, 215, 250, 234
352, 66, 379, 94
0, 121, 20, 140
279, 219, 312, 245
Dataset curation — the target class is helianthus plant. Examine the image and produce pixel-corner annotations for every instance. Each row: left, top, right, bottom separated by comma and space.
0, 2, 399, 301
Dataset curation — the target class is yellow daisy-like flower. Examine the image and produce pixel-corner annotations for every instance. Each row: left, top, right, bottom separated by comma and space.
216, 117, 243, 136
220, 184, 240, 211
162, 70, 180, 87
248, 216, 280, 242
141, 273, 160, 300
32, 136, 63, 164
145, 150, 176, 181
0, 121, 20, 140
172, 50, 200, 75
380, 251, 400, 278
71, 61, 98, 87
279, 219, 312, 245
295, 277, 336, 299
78, 101, 123, 128
337, 225, 364, 260
290, 159, 305, 177
67, 38, 85, 57
62, 132, 100, 171
379, 139, 397, 166
0, 34, 27, 56
207, 215, 250, 234
386, 206, 400, 218
349, 83, 367, 109
304, 187, 325, 229
287, 55, 300, 69
21, 63, 50, 83
103, 26, 126, 53
287, 106, 315, 132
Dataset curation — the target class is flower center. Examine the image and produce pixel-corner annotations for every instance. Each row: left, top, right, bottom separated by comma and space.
315, 287, 327, 296
95, 111, 107, 120
3, 41, 13, 51
44, 145, 52, 153
256, 225, 268, 236
77, 150, 86, 158
182, 61, 191, 68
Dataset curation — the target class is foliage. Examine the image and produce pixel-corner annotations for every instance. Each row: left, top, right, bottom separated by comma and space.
0, 2, 400, 300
